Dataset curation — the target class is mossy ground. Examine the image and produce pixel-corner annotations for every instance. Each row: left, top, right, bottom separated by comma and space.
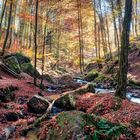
37, 111, 134, 140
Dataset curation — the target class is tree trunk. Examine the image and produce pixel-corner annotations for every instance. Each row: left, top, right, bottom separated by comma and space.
0, 0, 8, 35
1, 0, 13, 56
34, 0, 39, 85
115, 0, 132, 99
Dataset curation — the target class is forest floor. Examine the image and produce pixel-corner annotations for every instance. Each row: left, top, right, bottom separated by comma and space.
0, 45, 140, 139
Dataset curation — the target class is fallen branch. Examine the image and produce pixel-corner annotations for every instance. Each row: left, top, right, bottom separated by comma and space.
21, 99, 55, 136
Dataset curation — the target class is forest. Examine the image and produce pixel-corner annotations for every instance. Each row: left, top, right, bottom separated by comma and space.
0, 0, 140, 139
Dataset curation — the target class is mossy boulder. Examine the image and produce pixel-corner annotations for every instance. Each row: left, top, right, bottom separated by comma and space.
0, 86, 17, 102
54, 84, 95, 110
58, 74, 73, 85
27, 95, 50, 114
14, 53, 30, 65
37, 111, 134, 140
4, 56, 21, 74
85, 61, 103, 73
84, 69, 99, 82
54, 93, 76, 110
94, 73, 106, 83
21, 63, 40, 78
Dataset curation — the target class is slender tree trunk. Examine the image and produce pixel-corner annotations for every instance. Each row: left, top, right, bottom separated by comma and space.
92, 0, 97, 58
77, 0, 84, 74
34, 0, 39, 85
105, 17, 112, 60
98, 24, 101, 59
115, 0, 132, 99
0, 0, 8, 35
41, 23, 47, 85
1, 0, 13, 56
110, 0, 120, 58
135, 0, 138, 37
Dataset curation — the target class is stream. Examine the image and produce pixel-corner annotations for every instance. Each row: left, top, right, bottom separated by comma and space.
23, 77, 140, 139
47, 78, 140, 104
76, 78, 140, 104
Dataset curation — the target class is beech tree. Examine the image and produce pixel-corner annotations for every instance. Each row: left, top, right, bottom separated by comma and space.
115, 0, 133, 99
34, 0, 39, 85
1, 0, 13, 56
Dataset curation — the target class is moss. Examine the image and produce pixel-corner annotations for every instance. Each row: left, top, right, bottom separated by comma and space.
54, 93, 76, 110
87, 83, 96, 93
94, 73, 106, 83
54, 84, 95, 110
0, 86, 18, 102
4, 56, 21, 74
42, 111, 135, 140
47, 111, 84, 140
84, 69, 99, 82
21, 63, 40, 78
128, 79, 140, 87
14, 52, 30, 65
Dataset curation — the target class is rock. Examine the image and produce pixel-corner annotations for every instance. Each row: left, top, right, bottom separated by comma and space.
5, 126, 16, 140
43, 74, 54, 83
58, 74, 73, 85
21, 63, 40, 78
85, 62, 103, 73
36, 111, 134, 140
13, 53, 30, 65
0, 87, 16, 102
27, 95, 50, 114
5, 112, 19, 121
87, 83, 96, 93
84, 69, 99, 82
4, 56, 21, 74
54, 93, 76, 110
54, 84, 95, 110
0, 125, 16, 140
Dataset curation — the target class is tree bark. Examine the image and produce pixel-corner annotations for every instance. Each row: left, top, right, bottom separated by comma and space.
115, 0, 132, 99
0, 0, 8, 35
1, 0, 13, 56
34, 0, 39, 85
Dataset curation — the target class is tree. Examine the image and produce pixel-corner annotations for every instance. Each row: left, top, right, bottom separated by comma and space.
1, 0, 13, 56
0, 0, 8, 36
115, 0, 133, 99
34, 0, 39, 85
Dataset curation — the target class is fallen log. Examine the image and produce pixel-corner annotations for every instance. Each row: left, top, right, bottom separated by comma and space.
21, 98, 55, 136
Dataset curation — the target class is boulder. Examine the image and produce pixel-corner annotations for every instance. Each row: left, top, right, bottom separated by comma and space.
58, 74, 73, 85
13, 53, 30, 65
0, 87, 16, 102
3, 52, 30, 64
85, 62, 103, 73
27, 95, 50, 114
54, 93, 76, 110
36, 111, 134, 140
5, 112, 19, 122
54, 84, 95, 110
84, 69, 99, 82
43, 74, 54, 83
21, 63, 40, 78
4, 56, 21, 74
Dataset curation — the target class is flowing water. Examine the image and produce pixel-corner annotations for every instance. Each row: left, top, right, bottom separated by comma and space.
74, 78, 140, 104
